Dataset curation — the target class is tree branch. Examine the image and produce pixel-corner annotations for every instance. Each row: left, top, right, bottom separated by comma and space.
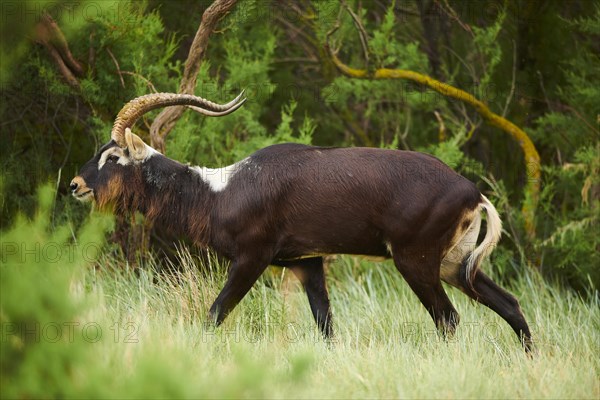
417, 0, 445, 81
340, 0, 370, 69
325, 43, 541, 240
149, 0, 238, 153
433, 111, 446, 141
35, 13, 83, 89
106, 48, 125, 88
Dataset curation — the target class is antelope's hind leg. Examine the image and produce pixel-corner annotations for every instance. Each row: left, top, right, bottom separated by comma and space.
447, 269, 533, 352
392, 245, 460, 338
439, 231, 533, 351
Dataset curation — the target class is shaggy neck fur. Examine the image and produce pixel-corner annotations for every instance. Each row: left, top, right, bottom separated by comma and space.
112, 155, 215, 246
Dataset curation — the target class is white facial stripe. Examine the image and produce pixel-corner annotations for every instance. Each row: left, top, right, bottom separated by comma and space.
98, 147, 130, 170
193, 158, 249, 192
98, 142, 159, 170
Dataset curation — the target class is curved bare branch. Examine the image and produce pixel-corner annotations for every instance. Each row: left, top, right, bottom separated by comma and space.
149, 0, 238, 153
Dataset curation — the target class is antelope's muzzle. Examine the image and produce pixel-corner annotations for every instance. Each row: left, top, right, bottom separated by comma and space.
70, 176, 93, 201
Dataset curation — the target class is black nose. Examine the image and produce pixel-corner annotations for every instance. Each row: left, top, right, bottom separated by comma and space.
70, 182, 78, 192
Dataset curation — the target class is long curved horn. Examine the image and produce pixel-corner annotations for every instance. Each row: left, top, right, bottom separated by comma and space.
111, 90, 246, 147
186, 89, 247, 116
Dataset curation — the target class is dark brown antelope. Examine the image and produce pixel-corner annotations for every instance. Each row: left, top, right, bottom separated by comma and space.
71, 91, 532, 351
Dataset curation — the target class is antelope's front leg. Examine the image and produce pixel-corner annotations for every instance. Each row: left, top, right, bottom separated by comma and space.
208, 254, 270, 326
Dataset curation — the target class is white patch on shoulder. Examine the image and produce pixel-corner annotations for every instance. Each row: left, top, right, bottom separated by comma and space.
192, 158, 250, 192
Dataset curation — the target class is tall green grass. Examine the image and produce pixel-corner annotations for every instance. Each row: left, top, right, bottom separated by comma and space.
83, 249, 599, 399
2, 188, 599, 398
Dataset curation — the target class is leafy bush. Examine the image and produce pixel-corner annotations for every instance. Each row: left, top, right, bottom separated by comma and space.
0, 185, 113, 397
531, 8, 600, 291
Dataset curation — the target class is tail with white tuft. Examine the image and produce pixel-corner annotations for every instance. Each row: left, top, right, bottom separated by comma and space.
464, 195, 502, 289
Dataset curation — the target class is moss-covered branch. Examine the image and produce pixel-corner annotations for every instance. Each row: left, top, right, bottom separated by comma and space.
326, 46, 540, 239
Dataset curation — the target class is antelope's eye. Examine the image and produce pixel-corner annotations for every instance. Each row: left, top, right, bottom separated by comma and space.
107, 155, 119, 163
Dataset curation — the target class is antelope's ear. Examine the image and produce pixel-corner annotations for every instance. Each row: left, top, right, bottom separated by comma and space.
125, 128, 148, 161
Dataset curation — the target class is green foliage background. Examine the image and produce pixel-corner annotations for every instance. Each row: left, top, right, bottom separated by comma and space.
2, 0, 597, 289
0, 1, 599, 397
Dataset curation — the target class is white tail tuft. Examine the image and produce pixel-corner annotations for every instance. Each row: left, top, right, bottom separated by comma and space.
464, 195, 502, 288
